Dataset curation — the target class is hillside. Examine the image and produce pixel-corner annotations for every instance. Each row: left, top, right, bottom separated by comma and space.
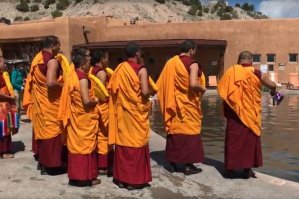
0, 0, 267, 24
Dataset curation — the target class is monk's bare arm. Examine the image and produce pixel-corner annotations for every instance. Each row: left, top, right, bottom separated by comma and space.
139, 67, 150, 98
189, 63, 206, 93
46, 59, 63, 89
261, 74, 277, 93
79, 79, 98, 107
96, 70, 107, 85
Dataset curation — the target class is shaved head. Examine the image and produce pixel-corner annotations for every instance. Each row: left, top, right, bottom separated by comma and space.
238, 51, 253, 64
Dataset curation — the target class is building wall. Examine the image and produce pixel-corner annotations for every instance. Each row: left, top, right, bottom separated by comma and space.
1, 17, 299, 83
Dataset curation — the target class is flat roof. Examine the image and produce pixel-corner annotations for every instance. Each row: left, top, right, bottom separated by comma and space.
74, 39, 227, 49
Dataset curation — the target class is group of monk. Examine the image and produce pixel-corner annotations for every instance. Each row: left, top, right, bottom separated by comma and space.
0, 36, 278, 190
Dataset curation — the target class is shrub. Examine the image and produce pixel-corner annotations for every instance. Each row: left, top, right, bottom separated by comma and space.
225, 6, 233, 13
154, 0, 165, 3
51, 9, 63, 18
45, 0, 56, 5
203, 7, 209, 13
34, 0, 42, 2
16, 2, 30, 12
197, 9, 203, 16
220, 13, 232, 20
216, 7, 225, 17
24, 16, 30, 21
44, 0, 55, 9
75, 0, 83, 2
181, 0, 192, 6
14, 16, 23, 21
93, 0, 99, 3
188, 4, 198, 16
235, 3, 241, 8
21, 0, 30, 3
30, 4, 39, 12
56, 0, 70, 10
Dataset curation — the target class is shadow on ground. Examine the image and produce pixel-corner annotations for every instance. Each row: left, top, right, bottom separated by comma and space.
12, 141, 25, 154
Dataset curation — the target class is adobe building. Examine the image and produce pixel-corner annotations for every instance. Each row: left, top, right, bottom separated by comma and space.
0, 16, 299, 84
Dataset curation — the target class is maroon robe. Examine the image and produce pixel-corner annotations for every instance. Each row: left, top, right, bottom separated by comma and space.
224, 63, 263, 170
165, 55, 205, 164
113, 59, 152, 185
0, 136, 12, 155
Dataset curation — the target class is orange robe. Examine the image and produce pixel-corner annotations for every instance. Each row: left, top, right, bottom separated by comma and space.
108, 62, 151, 147
89, 66, 113, 170
217, 64, 262, 136
157, 55, 205, 164
23, 51, 65, 168
217, 64, 263, 169
157, 55, 204, 135
23, 51, 64, 140
58, 69, 99, 180
107, 61, 152, 185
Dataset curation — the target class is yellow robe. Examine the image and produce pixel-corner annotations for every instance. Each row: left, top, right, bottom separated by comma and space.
3, 71, 15, 97
217, 65, 262, 136
107, 62, 151, 147
58, 70, 99, 154
23, 51, 64, 140
157, 55, 204, 135
89, 66, 109, 154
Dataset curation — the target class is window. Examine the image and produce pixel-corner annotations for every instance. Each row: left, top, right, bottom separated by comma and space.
289, 54, 298, 63
253, 54, 261, 63
268, 64, 274, 71
267, 54, 276, 63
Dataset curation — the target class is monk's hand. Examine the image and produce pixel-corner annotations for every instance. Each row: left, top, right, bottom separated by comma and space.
149, 87, 157, 96
9, 96, 16, 103
201, 87, 207, 95
94, 97, 99, 104
270, 89, 276, 96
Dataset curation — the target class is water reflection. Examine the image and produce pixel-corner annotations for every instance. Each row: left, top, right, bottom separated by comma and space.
150, 93, 299, 182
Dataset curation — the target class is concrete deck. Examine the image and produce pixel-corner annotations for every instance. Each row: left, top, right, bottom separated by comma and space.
0, 121, 298, 199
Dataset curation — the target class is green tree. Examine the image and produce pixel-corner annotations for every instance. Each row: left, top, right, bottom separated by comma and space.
242, 2, 255, 12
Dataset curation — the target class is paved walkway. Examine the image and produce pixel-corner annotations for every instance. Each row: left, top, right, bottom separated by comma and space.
0, 121, 298, 199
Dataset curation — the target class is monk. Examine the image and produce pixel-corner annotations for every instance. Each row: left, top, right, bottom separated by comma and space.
23, 36, 65, 175
157, 39, 206, 175
217, 51, 277, 179
0, 56, 17, 159
59, 48, 100, 187
108, 42, 152, 190
90, 49, 114, 176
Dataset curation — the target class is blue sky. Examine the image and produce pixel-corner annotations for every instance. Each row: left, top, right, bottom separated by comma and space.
203, 0, 299, 18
